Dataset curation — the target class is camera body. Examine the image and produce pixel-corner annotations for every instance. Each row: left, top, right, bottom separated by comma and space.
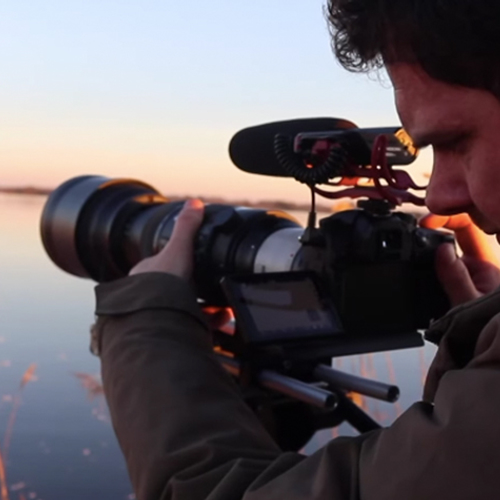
313, 200, 450, 338
204, 200, 451, 365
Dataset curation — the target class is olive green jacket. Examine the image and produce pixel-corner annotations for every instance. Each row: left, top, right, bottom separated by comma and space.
94, 273, 500, 500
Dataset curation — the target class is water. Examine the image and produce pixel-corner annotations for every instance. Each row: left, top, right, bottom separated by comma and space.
1, 195, 132, 499
0, 194, 444, 498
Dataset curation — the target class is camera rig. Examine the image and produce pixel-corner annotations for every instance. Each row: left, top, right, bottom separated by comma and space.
40, 118, 453, 451
216, 118, 451, 449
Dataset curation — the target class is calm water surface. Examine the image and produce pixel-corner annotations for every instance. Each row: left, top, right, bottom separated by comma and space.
0, 195, 445, 498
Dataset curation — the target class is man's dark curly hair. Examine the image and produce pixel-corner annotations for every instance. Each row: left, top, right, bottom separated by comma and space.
326, 0, 500, 97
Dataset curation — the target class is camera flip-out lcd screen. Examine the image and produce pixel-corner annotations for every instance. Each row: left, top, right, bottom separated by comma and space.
221, 272, 344, 344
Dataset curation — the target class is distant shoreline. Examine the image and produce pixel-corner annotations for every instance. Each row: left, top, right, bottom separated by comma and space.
0, 186, 339, 213
0, 186, 52, 196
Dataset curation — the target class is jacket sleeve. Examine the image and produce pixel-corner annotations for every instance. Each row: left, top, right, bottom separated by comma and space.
95, 273, 500, 500
94, 273, 366, 500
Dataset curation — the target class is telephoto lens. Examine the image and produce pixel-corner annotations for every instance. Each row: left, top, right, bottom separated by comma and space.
40, 175, 304, 305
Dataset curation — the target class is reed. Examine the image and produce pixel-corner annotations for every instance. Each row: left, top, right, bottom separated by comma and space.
73, 372, 104, 400
419, 348, 428, 387
0, 364, 38, 500
0, 448, 8, 500
3, 365, 37, 462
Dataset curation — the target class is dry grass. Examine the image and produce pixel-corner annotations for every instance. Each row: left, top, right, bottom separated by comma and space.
0, 364, 38, 500
73, 372, 104, 400
3, 365, 37, 462
0, 450, 8, 500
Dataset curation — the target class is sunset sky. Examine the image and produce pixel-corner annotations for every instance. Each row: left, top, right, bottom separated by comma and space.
0, 0, 432, 204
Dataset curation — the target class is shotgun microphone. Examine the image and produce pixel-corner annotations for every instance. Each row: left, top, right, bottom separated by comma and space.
228, 117, 357, 177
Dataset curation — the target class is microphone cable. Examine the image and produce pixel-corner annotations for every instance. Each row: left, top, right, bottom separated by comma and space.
273, 133, 349, 185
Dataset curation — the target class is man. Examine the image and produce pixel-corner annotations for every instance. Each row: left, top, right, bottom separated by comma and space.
92, 1, 500, 499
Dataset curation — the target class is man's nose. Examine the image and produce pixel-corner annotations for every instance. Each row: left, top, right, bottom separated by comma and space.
424, 161, 472, 215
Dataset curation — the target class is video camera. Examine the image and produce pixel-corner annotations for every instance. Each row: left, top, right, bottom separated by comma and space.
40, 118, 453, 450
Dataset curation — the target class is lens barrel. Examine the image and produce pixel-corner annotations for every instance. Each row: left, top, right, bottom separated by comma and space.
40, 175, 167, 281
41, 176, 304, 304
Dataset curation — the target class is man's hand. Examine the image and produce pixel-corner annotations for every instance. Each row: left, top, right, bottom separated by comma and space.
129, 199, 205, 279
420, 213, 500, 306
129, 199, 232, 329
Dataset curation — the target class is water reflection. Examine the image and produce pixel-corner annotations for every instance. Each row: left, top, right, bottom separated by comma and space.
0, 195, 448, 498
0, 195, 132, 500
